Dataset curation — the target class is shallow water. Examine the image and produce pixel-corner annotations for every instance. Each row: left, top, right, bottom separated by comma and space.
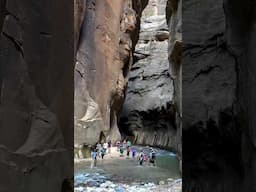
75, 146, 181, 192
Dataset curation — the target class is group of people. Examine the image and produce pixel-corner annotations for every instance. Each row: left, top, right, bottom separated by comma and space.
90, 139, 157, 168
116, 140, 157, 166
138, 148, 157, 166
90, 140, 112, 168
116, 139, 133, 157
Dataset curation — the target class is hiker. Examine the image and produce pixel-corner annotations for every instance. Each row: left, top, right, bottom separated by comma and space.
139, 151, 144, 165
107, 140, 112, 154
132, 147, 137, 159
123, 139, 127, 150
103, 142, 108, 152
149, 149, 156, 166
96, 142, 101, 157
127, 140, 132, 148
126, 146, 131, 158
116, 140, 120, 152
100, 147, 106, 159
91, 149, 97, 168
120, 145, 124, 157
143, 153, 149, 163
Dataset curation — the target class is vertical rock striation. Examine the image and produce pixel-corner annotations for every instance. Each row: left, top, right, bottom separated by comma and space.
0, 1, 74, 191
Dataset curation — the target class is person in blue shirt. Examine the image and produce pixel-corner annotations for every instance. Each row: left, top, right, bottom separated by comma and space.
132, 147, 137, 159
91, 149, 97, 168
101, 147, 106, 159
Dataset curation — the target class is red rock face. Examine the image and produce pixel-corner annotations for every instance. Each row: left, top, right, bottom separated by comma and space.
74, 0, 86, 51
74, 0, 148, 148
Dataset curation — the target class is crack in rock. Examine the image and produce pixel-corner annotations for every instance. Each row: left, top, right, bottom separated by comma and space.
191, 65, 223, 83
2, 31, 24, 57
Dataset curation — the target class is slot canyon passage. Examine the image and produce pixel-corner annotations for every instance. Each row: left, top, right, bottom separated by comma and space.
74, 0, 181, 191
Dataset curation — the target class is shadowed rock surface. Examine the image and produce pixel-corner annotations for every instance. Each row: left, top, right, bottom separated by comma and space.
166, 0, 182, 172
0, 0, 74, 192
181, 0, 256, 191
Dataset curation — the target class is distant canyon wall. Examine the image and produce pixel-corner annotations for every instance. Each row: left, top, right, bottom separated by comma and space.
120, 0, 178, 149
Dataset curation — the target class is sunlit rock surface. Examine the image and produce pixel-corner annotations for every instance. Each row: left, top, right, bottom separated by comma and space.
74, 0, 149, 149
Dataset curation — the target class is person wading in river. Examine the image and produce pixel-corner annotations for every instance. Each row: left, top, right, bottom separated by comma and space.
120, 144, 124, 157
143, 152, 149, 164
116, 140, 120, 152
149, 148, 156, 166
127, 140, 131, 149
101, 147, 106, 159
126, 146, 131, 158
132, 147, 137, 159
103, 142, 108, 152
96, 142, 101, 157
91, 149, 97, 168
123, 139, 127, 150
107, 140, 112, 154
139, 150, 144, 165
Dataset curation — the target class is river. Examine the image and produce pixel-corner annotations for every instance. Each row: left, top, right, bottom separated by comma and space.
74, 146, 181, 192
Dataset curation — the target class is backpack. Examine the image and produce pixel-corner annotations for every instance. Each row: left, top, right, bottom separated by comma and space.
151, 152, 156, 159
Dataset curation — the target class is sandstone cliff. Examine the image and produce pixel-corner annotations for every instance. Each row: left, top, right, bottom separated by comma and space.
74, 0, 148, 149
0, 1, 73, 191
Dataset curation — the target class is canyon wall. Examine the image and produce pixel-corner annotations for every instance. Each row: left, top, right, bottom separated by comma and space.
0, 1, 73, 191
74, 0, 148, 149
166, 0, 182, 170
74, 0, 183, 161
120, 0, 178, 149
182, 0, 256, 191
